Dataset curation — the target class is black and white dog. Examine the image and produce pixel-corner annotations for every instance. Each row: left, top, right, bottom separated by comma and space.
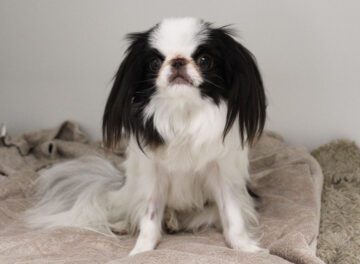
26, 17, 267, 255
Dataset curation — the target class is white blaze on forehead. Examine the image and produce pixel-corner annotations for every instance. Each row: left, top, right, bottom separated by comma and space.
150, 17, 208, 57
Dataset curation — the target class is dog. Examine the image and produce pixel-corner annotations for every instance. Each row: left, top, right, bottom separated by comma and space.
26, 17, 267, 255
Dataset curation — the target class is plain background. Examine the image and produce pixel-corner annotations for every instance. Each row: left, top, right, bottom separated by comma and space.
0, 0, 359, 149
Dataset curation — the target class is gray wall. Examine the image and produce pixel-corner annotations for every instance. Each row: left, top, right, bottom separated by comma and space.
1, 0, 359, 149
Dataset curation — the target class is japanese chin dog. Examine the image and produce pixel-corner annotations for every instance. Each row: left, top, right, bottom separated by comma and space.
26, 17, 267, 255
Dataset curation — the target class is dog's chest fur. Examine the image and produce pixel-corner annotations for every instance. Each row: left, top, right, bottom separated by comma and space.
126, 96, 243, 212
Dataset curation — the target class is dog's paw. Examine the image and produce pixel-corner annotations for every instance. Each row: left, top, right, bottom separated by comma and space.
129, 243, 155, 256
233, 241, 264, 253
129, 235, 159, 256
110, 221, 129, 235
225, 234, 267, 253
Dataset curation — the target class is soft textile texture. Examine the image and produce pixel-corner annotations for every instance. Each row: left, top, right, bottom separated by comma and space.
312, 140, 360, 264
0, 121, 324, 264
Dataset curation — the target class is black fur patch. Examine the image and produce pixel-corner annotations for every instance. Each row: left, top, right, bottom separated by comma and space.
102, 29, 164, 149
192, 26, 267, 146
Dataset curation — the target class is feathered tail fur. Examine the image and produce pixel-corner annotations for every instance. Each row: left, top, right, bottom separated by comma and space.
25, 156, 125, 235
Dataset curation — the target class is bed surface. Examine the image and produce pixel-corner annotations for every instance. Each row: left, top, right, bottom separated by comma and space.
0, 121, 324, 264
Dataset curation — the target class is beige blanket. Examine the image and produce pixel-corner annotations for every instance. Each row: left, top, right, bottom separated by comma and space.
0, 121, 325, 264
312, 140, 360, 264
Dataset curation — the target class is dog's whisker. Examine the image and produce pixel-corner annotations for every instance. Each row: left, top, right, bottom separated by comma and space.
134, 86, 157, 95
203, 78, 224, 90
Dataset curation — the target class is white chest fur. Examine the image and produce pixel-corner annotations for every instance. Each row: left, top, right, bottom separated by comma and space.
122, 91, 250, 230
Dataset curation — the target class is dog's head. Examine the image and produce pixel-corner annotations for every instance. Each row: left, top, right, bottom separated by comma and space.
103, 18, 266, 149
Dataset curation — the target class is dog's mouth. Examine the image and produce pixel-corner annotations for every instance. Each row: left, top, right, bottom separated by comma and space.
169, 74, 193, 86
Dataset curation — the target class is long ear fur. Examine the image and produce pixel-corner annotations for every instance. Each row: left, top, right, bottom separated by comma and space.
214, 28, 267, 146
102, 31, 151, 149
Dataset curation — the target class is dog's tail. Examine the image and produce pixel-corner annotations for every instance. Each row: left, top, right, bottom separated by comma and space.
25, 156, 125, 235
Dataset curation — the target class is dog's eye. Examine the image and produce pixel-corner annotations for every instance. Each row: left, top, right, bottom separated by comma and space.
149, 58, 162, 72
197, 54, 213, 71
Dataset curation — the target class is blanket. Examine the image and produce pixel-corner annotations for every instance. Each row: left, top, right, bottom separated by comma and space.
0, 121, 325, 264
312, 140, 360, 264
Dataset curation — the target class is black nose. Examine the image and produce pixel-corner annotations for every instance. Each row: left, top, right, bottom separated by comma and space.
171, 58, 187, 69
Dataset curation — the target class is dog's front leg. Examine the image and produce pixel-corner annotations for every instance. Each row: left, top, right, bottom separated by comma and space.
129, 165, 167, 256
208, 161, 263, 253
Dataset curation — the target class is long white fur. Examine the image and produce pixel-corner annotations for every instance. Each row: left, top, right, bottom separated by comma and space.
26, 17, 262, 256
25, 156, 125, 235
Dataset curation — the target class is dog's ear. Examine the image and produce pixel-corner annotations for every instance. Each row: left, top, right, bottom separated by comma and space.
102, 32, 149, 149
215, 28, 267, 146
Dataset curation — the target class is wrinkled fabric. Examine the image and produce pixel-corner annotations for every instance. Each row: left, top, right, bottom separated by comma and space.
0, 121, 324, 263
312, 140, 360, 264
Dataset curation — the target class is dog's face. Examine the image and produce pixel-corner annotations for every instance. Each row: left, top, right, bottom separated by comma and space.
103, 18, 266, 149
150, 19, 221, 98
